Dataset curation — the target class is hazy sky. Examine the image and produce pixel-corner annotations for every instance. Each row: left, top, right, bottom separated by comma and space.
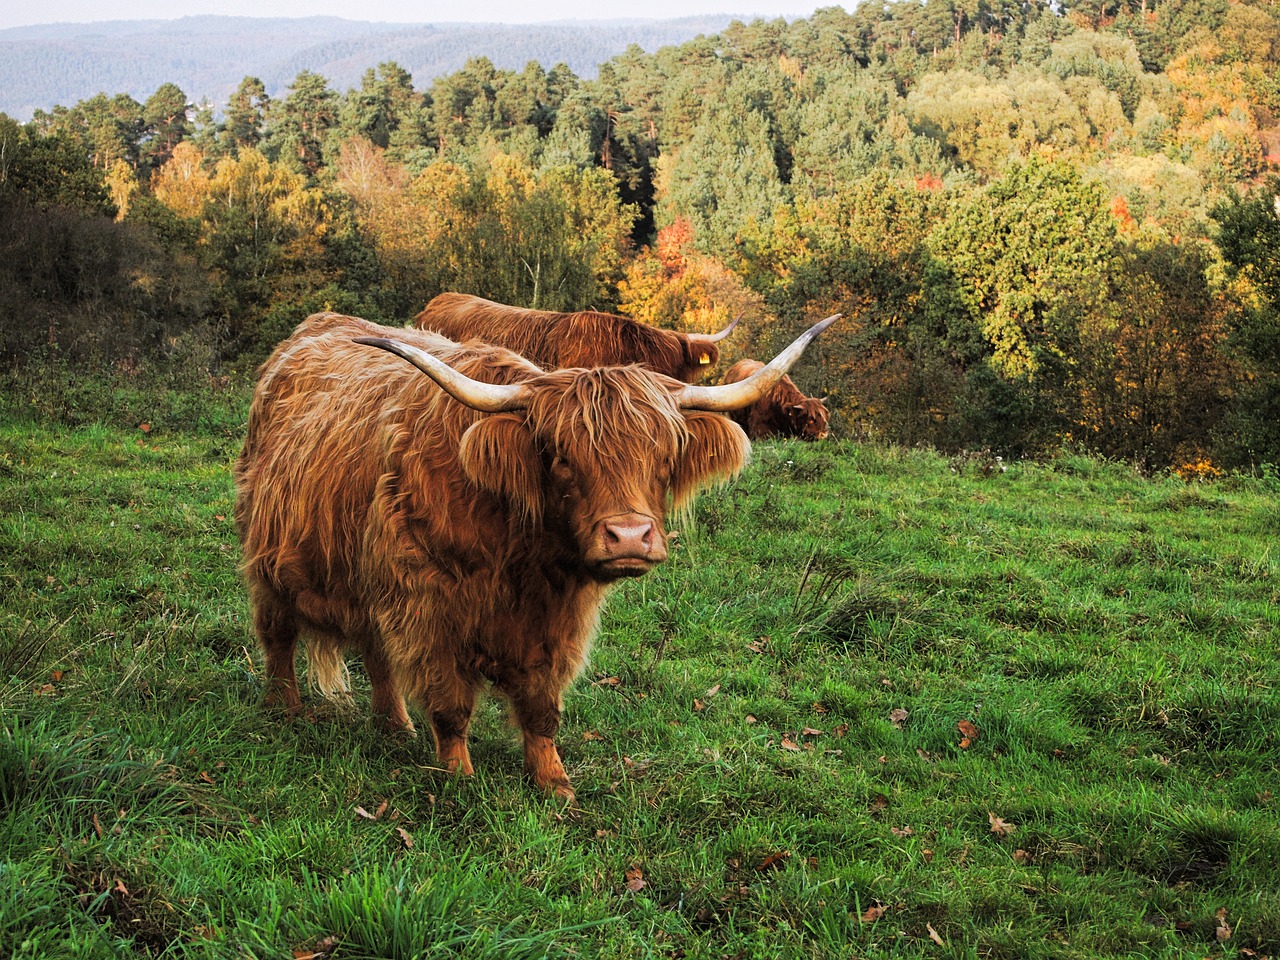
0, 0, 836, 30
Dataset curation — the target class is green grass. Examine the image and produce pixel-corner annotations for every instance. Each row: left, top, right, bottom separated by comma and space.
2, 415, 1278, 959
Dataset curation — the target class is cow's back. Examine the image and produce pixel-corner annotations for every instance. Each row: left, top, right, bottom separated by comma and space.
414, 293, 699, 381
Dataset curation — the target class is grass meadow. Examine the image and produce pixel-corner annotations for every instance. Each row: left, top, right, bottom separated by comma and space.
2, 395, 1279, 959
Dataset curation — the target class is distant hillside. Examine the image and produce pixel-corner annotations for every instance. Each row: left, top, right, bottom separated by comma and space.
0, 14, 744, 120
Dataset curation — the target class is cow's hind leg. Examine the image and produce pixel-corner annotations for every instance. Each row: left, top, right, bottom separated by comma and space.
364, 645, 415, 737
252, 589, 302, 717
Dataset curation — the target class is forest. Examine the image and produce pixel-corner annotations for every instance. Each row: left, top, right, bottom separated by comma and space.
2, 0, 1279, 470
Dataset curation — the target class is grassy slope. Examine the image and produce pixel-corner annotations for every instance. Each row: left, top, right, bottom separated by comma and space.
2, 419, 1278, 959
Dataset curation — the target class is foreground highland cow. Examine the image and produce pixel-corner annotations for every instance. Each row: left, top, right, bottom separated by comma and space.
721, 358, 830, 441
413, 292, 739, 383
235, 311, 837, 801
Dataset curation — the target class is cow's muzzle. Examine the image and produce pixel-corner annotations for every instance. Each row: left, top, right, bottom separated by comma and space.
587, 513, 668, 578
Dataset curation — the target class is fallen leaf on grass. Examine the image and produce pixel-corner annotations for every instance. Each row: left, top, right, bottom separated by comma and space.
780, 737, 802, 752
625, 865, 647, 892
860, 903, 886, 923
694, 699, 705, 712
706, 684, 721, 697
354, 801, 389, 822
582, 730, 606, 742
292, 936, 340, 960
988, 812, 1016, 838
926, 922, 945, 946
1013, 849, 1032, 865
621, 756, 652, 779
831, 723, 849, 739
868, 794, 889, 814
891, 826, 913, 837
957, 720, 979, 745
1216, 907, 1232, 942
756, 850, 791, 872
592, 675, 621, 687
746, 638, 769, 654
889, 708, 909, 728
396, 827, 413, 850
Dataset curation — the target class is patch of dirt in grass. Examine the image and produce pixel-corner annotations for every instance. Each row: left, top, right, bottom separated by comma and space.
63, 858, 187, 954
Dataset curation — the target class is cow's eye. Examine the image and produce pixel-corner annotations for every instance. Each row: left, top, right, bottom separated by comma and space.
550, 456, 574, 484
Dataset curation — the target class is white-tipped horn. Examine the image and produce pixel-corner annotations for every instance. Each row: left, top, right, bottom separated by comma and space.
353, 337, 531, 412
674, 314, 840, 412
691, 313, 743, 345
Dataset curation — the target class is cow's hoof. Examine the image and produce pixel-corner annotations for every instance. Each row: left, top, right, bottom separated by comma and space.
443, 756, 475, 776
382, 718, 417, 739
541, 779, 575, 804
263, 693, 303, 718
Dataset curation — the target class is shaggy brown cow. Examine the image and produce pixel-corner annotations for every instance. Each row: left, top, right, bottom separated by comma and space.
235, 311, 837, 801
721, 358, 830, 441
412, 292, 739, 383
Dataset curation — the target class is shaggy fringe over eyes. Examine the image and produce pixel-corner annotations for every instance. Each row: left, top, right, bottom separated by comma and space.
530, 367, 688, 466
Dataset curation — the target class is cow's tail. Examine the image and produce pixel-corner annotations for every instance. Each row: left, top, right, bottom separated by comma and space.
303, 634, 353, 703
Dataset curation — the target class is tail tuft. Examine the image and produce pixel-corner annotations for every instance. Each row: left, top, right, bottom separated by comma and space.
304, 635, 353, 703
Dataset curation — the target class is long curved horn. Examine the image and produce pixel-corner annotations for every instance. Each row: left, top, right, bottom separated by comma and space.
353, 337, 531, 412
674, 314, 840, 412
689, 313, 743, 345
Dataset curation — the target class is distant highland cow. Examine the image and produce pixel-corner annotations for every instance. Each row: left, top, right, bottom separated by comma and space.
721, 358, 830, 441
413, 292, 739, 383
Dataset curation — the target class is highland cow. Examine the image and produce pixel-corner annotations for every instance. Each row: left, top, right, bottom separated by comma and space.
235, 311, 837, 800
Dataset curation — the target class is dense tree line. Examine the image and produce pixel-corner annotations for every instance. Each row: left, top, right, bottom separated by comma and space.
2, 1, 1279, 469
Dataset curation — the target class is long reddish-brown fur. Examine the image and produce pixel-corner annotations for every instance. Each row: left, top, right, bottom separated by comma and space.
721, 358, 830, 440
235, 312, 749, 801
413, 292, 723, 383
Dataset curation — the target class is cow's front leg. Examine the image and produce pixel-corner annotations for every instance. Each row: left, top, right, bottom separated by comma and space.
509, 687, 573, 802
424, 669, 476, 776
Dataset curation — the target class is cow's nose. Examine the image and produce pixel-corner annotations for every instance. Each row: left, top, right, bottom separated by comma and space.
604, 519, 654, 556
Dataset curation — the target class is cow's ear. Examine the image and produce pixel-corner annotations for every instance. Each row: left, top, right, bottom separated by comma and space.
458, 414, 542, 523
688, 343, 717, 368
672, 412, 749, 515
